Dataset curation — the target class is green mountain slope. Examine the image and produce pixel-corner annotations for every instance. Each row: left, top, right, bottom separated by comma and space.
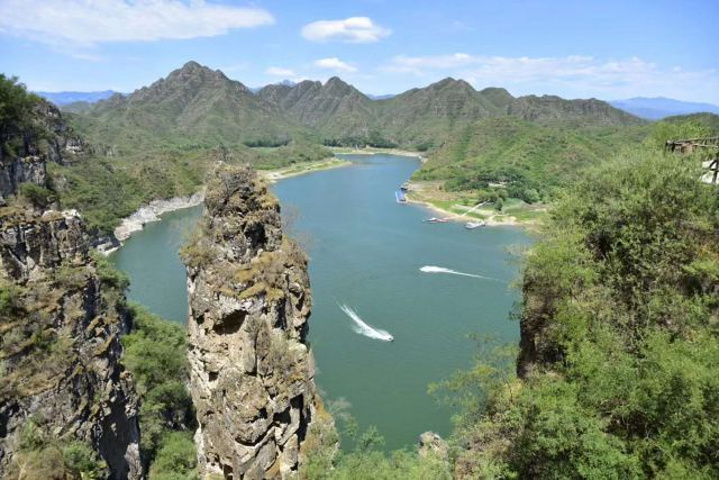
507, 94, 645, 126
75, 61, 306, 152
259, 73, 645, 150
259, 77, 380, 145
415, 116, 649, 201
62, 61, 652, 225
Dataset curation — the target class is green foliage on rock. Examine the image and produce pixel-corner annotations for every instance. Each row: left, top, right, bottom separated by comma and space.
18, 183, 56, 208
6, 419, 108, 480
148, 432, 199, 480
442, 146, 719, 478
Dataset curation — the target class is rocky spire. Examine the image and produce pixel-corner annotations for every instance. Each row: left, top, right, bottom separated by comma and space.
182, 164, 317, 479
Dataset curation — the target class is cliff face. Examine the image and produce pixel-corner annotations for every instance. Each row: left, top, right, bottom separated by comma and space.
0, 208, 142, 479
0, 100, 85, 202
183, 164, 316, 479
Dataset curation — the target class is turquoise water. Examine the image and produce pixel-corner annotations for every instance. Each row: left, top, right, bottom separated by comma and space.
110, 206, 202, 323
111, 154, 530, 450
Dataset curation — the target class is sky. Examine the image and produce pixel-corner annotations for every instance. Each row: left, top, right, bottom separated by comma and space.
1, 0, 718, 103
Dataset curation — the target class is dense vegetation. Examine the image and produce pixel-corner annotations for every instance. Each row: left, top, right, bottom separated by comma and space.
415, 117, 649, 203
433, 145, 719, 478
49, 141, 331, 234
301, 403, 452, 480
0, 74, 40, 150
122, 305, 197, 479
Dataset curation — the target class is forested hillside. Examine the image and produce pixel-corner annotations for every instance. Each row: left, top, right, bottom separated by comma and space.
435, 145, 719, 478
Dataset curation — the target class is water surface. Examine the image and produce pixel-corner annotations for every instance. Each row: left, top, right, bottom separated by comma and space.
111, 154, 530, 450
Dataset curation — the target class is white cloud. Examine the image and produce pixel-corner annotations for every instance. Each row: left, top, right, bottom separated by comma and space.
0, 0, 274, 46
314, 57, 357, 73
266, 67, 296, 77
383, 53, 719, 103
302, 17, 390, 43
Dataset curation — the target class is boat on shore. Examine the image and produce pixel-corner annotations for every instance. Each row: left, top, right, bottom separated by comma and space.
465, 220, 486, 229
395, 190, 407, 203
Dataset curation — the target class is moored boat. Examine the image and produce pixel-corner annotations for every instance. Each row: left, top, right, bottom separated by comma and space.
465, 220, 486, 229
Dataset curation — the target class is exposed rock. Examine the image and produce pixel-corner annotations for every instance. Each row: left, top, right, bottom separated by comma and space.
183, 164, 316, 479
0, 208, 142, 479
113, 191, 205, 243
0, 209, 88, 282
0, 100, 85, 200
418, 431, 449, 462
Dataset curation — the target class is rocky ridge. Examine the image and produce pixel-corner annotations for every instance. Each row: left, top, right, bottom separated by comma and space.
182, 164, 317, 479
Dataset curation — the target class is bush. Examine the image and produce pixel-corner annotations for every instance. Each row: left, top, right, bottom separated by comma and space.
91, 251, 130, 290
444, 146, 719, 477
18, 183, 56, 208
148, 432, 198, 480
122, 305, 197, 470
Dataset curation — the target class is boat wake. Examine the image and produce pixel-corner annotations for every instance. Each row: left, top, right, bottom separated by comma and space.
419, 265, 503, 282
338, 304, 394, 342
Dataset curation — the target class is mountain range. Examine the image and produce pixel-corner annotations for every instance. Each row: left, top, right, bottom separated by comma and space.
609, 97, 719, 120
72, 61, 643, 152
35, 89, 119, 105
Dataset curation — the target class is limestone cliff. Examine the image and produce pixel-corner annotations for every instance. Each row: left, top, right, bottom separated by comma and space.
0, 207, 142, 479
182, 164, 316, 479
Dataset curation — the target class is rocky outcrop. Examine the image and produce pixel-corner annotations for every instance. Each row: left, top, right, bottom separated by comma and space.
0, 100, 85, 201
418, 432, 449, 462
0, 208, 142, 479
183, 164, 316, 479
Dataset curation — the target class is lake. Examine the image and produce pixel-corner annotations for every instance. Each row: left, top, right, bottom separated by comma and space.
110, 154, 531, 450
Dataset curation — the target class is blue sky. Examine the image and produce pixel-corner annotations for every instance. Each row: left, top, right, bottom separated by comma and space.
1, 0, 718, 102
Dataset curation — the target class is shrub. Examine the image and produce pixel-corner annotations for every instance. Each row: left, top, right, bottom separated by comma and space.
18, 183, 56, 209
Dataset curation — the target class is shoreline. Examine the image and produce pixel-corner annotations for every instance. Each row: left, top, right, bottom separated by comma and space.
406, 197, 523, 227
97, 191, 205, 256
330, 147, 426, 162
259, 157, 351, 183
405, 181, 542, 228
100, 158, 351, 255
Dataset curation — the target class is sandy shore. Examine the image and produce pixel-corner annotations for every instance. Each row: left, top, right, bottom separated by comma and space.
406, 197, 525, 227
259, 157, 352, 183
330, 147, 425, 162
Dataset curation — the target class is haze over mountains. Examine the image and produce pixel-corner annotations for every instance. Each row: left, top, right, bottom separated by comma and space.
609, 97, 719, 120
36, 90, 119, 105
